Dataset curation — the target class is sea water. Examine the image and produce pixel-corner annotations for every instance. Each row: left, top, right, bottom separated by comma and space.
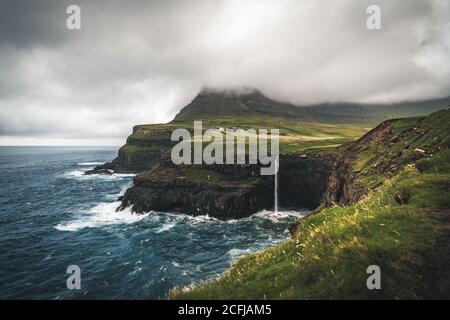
0, 147, 308, 299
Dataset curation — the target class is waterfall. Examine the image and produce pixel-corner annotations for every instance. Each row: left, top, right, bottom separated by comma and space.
274, 155, 279, 213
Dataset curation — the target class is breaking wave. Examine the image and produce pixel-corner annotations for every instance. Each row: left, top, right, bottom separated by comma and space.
78, 162, 104, 166
63, 169, 135, 180
154, 221, 178, 233
253, 209, 309, 222
227, 248, 253, 259
55, 201, 149, 231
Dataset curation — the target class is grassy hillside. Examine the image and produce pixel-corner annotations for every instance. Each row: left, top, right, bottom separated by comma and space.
124, 90, 449, 158
170, 109, 450, 299
135, 116, 368, 155
301, 96, 450, 126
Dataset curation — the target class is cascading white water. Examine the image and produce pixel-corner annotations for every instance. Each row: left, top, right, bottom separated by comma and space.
274, 155, 279, 213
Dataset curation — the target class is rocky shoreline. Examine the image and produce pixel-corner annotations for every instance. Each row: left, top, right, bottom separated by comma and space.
115, 151, 337, 219
87, 146, 338, 219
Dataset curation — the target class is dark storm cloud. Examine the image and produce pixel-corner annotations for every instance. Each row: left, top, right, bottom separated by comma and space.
0, 0, 69, 49
0, 0, 449, 145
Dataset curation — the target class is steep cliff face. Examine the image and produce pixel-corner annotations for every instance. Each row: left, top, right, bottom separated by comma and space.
279, 152, 337, 209
323, 121, 393, 206
114, 108, 450, 218
324, 108, 450, 206
90, 88, 450, 218
118, 154, 274, 219
92, 126, 174, 173
118, 151, 337, 218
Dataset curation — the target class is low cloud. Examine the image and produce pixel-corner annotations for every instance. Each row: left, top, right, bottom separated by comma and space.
0, 0, 449, 145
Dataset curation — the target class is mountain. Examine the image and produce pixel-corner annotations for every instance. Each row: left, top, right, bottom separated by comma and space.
173, 87, 450, 125
302, 97, 450, 125
172, 88, 315, 121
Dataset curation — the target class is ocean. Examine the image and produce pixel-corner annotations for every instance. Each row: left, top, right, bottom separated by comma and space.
0, 146, 308, 299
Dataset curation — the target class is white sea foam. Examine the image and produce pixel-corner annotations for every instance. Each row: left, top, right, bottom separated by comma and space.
78, 162, 104, 166
149, 209, 309, 228
118, 182, 133, 196
104, 182, 134, 200
154, 221, 177, 233
253, 209, 309, 222
63, 170, 135, 181
156, 212, 221, 225
129, 266, 143, 275
187, 214, 221, 224
55, 201, 149, 231
65, 169, 86, 178
227, 248, 253, 259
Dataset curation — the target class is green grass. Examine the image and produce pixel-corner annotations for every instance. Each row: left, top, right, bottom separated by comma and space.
351, 109, 450, 192
121, 144, 163, 154
185, 167, 262, 188
132, 116, 368, 155
417, 149, 450, 174
171, 164, 450, 299
170, 110, 450, 299
185, 168, 226, 186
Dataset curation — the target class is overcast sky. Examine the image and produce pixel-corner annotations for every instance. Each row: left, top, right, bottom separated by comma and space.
0, 0, 449, 146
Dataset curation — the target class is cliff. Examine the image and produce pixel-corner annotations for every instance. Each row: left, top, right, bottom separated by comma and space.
88, 89, 449, 220
279, 152, 336, 209
324, 108, 450, 206
90, 126, 175, 173
87, 89, 449, 175
118, 150, 337, 219
116, 107, 449, 219
171, 108, 450, 299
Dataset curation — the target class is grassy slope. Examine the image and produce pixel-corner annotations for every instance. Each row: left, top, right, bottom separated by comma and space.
121, 92, 449, 159
171, 110, 450, 299
132, 116, 368, 155
301, 96, 450, 126
352, 111, 450, 188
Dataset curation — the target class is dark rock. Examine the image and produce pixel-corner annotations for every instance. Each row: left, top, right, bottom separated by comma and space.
83, 128, 175, 175
411, 148, 427, 161
394, 190, 410, 205
279, 152, 336, 209
119, 177, 273, 219
84, 168, 113, 175
117, 150, 337, 219
287, 221, 300, 237
324, 120, 393, 206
